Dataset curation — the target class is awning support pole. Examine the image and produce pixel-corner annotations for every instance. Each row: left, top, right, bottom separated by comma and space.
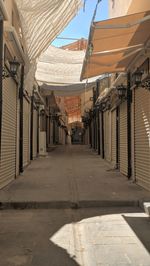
0, 19, 3, 159
127, 72, 132, 179
19, 65, 24, 173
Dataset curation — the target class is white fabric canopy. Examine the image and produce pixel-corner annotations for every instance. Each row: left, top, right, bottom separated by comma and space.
40, 82, 95, 96
36, 45, 85, 84
14, 0, 82, 93
15, 0, 82, 61
36, 45, 98, 95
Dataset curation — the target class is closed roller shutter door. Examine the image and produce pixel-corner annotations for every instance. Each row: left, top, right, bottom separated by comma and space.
33, 108, 38, 158
119, 101, 128, 175
16, 99, 20, 176
104, 111, 111, 161
111, 109, 116, 167
134, 87, 150, 191
23, 97, 30, 167
0, 78, 17, 188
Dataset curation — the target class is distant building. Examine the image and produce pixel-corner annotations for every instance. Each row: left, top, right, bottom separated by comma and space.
61, 38, 87, 51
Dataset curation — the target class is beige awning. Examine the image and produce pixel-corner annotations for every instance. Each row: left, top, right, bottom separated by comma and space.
81, 11, 150, 80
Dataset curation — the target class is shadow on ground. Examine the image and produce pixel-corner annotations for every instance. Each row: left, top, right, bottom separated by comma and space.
0, 207, 150, 266
123, 215, 150, 254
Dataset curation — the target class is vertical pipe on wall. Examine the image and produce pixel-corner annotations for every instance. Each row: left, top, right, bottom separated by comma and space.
19, 65, 24, 173
0, 19, 3, 158
46, 115, 49, 148
101, 111, 104, 159
30, 92, 34, 160
53, 120, 55, 144
93, 113, 96, 150
127, 72, 132, 179
97, 109, 101, 155
49, 116, 50, 145
37, 106, 39, 154
89, 121, 92, 148
116, 106, 119, 168
95, 113, 98, 150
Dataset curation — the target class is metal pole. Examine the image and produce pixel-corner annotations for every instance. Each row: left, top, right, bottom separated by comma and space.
116, 106, 119, 168
127, 72, 132, 178
97, 109, 101, 155
37, 106, 39, 154
30, 92, 34, 160
101, 111, 104, 159
19, 65, 24, 173
0, 19, 3, 158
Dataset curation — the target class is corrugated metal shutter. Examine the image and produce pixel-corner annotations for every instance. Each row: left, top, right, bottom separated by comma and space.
134, 87, 150, 191
111, 109, 116, 167
119, 101, 128, 175
33, 108, 38, 158
0, 78, 17, 188
23, 97, 30, 167
104, 110, 111, 161
16, 99, 20, 176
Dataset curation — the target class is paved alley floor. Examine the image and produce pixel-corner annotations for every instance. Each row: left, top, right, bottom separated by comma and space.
0, 145, 150, 265
0, 207, 150, 266
0, 145, 149, 208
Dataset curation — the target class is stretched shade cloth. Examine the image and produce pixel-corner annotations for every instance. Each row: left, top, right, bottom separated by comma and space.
40, 82, 95, 96
81, 10, 150, 80
36, 45, 98, 95
36, 45, 85, 84
15, 0, 82, 61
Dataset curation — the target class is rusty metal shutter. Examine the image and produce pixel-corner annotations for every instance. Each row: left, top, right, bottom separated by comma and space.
104, 110, 111, 161
23, 97, 30, 167
119, 101, 128, 175
111, 109, 116, 168
0, 78, 17, 188
33, 108, 38, 158
134, 87, 150, 191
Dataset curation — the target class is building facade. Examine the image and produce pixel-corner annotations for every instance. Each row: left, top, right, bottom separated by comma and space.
0, 0, 46, 188
83, 0, 150, 191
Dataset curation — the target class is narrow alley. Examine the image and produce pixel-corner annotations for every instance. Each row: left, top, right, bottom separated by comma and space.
0, 0, 150, 265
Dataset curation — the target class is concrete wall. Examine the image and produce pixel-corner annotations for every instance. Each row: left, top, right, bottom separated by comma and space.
109, 0, 132, 17
109, 0, 150, 17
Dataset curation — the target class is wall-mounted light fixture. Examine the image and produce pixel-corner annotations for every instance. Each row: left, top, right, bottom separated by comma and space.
132, 68, 143, 87
99, 97, 111, 111
2, 56, 20, 79
40, 109, 45, 116
142, 79, 150, 91
101, 101, 106, 110
117, 84, 127, 100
